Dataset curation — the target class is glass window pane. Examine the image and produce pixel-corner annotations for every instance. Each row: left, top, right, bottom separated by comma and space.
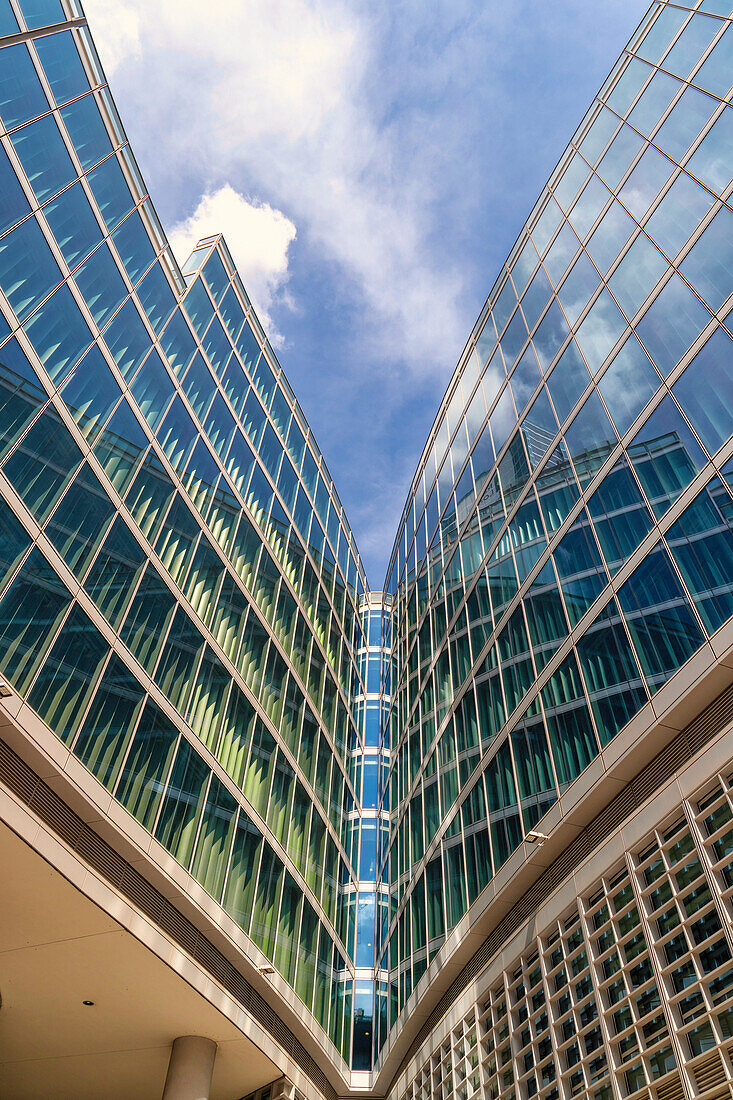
73, 654, 145, 791
154, 736, 209, 869
112, 211, 155, 285
0, 2, 18, 33
639, 7, 687, 63
34, 29, 90, 105
655, 86, 717, 161
662, 13, 720, 80
686, 108, 733, 194
618, 146, 675, 221
0, 43, 48, 129
0, 548, 70, 693
618, 545, 705, 692
579, 107, 620, 165
628, 393, 706, 516
43, 180, 103, 267
680, 206, 733, 311
575, 290, 627, 373
45, 462, 115, 577
598, 125, 644, 190
0, 335, 47, 461
27, 604, 108, 743
667, 476, 733, 634
636, 273, 710, 375
547, 340, 591, 422
60, 94, 112, 171
60, 345, 122, 442
3, 403, 83, 521
0, 145, 31, 236
694, 24, 733, 97
24, 282, 92, 384
598, 334, 661, 435
587, 201, 635, 274
628, 69, 681, 136
102, 297, 151, 381
673, 326, 733, 455
608, 234, 667, 319
645, 171, 716, 258
87, 155, 134, 232
17, 0, 64, 28
0, 216, 61, 321
114, 699, 178, 831
74, 243, 127, 326
558, 252, 599, 326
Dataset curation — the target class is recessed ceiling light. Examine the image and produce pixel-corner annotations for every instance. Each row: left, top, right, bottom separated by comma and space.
82, 1000, 95, 1006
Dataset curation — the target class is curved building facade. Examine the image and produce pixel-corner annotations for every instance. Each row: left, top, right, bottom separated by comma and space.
2, 2, 733, 1100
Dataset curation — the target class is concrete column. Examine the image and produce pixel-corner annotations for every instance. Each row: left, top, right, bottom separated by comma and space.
162, 1035, 217, 1100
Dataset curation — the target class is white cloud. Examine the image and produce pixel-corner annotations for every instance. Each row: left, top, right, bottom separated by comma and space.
169, 185, 296, 346
82, 0, 141, 76
81, 0, 468, 375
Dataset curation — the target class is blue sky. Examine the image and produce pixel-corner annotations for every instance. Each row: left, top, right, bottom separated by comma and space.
85, 0, 646, 586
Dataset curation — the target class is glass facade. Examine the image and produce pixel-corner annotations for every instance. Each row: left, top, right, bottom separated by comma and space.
3, 1, 733, 1096
380, 0, 733, 1081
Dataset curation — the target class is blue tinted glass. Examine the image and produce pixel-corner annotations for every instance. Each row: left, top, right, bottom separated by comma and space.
0, 216, 60, 320
587, 201, 635, 274
0, 313, 10, 345
575, 290, 626, 373
112, 212, 155, 284
673, 326, 733, 456
606, 57, 650, 114
686, 108, 733, 194
628, 69, 680, 135
0, 145, 30, 235
638, 8, 687, 64
694, 24, 733, 97
618, 545, 705, 692
43, 180, 102, 268
87, 156, 134, 231
60, 94, 112, 170
74, 244, 127, 327
34, 30, 90, 104
598, 125, 644, 189
543, 222, 580, 284
17, 0, 64, 27
636, 274, 710, 376
159, 309, 196, 379
569, 175, 611, 240
11, 114, 75, 201
129, 350, 175, 431
547, 341, 590, 422
23, 282, 92, 383
102, 298, 151, 381
598, 335, 660, 435
645, 171, 716, 258
628, 394, 706, 516
0, 2, 19, 33
680, 206, 733, 312
618, 147, 675, 221
137, 262, 176, 333
662, 13, 719, 80
0, 43, 48, 128
654, 86, 717, 161
609, 235, 667, 319
558, 252, 599, 326
60, 345, 122, 442
203, 250, 228, 304
183, 280, 214, 337
531, 301, 569, 372
579, 107, 619, 165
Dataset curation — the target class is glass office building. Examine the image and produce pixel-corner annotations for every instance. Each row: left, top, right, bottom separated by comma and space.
2, 2, 733, 1100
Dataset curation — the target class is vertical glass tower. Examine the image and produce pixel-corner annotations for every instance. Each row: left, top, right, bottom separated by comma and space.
3, 2, 733, 1100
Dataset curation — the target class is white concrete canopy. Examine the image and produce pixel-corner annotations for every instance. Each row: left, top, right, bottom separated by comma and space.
0, 821, 281, 1099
